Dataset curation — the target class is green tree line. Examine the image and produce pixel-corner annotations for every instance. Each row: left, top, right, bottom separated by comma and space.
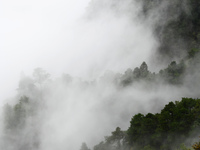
90, 98, 200, 150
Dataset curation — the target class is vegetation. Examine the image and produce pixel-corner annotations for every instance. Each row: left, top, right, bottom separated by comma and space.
192, 137, 200, 150
142, 0, 200, 60
92, 98, 200, 150
119, 46, 200, 86
80, 143, 91, 150
2, 0, 200, 149
3, 96, 40, 149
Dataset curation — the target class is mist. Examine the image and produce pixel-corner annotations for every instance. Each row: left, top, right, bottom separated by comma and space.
0, 0, 159, 102
1, 0, 200, 150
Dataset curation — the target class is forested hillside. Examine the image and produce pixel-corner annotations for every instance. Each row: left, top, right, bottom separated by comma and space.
142, 0, 200, 62
91, 98, 200, 150
1, 0, 200, 150
81, 0, 200, 149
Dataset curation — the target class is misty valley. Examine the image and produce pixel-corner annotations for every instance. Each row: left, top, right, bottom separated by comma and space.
1, 0, 200, 150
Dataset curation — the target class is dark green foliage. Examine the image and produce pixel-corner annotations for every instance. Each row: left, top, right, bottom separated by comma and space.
127, 98, 200, 150
93, 98, 200, 150
127, 113, 145, 146
127, 113, 159, 149
176, 143, 191, 150
142, 145, 156, 150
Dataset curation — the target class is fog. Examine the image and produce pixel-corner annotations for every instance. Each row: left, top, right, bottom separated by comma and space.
0, 0, 88, 101
0, 0, 158, 102
1, 0, 200, 150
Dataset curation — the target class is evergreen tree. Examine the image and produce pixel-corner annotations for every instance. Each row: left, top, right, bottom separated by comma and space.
80, 142, 90, 150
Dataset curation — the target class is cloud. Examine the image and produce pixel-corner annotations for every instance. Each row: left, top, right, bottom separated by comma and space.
0, 0, 158, 103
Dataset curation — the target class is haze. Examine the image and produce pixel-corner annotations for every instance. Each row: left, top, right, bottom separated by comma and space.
0, 0, 158, 103
2, 0, 199, 150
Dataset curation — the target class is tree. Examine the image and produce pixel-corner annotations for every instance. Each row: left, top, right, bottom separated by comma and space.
188, 48, 200, 58
3, 104, 14, 130
140, 62, 149, 78
105, 127, 126, 150
13, 96, 29, 128
159, 60, 185, 84
121, 68, 133, 86
133, 67, 140, 79
127, 113, 145, 146
142, 145, 156, 150
94, 141, 108, 150
126, 98, 200, 150
80, 142, 90, 150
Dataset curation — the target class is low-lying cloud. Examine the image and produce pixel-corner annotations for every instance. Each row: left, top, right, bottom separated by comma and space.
1, 0, 200, 150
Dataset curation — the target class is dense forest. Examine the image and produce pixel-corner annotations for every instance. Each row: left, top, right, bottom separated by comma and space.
1, 0, 200, 150
88, 98, 200, 150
